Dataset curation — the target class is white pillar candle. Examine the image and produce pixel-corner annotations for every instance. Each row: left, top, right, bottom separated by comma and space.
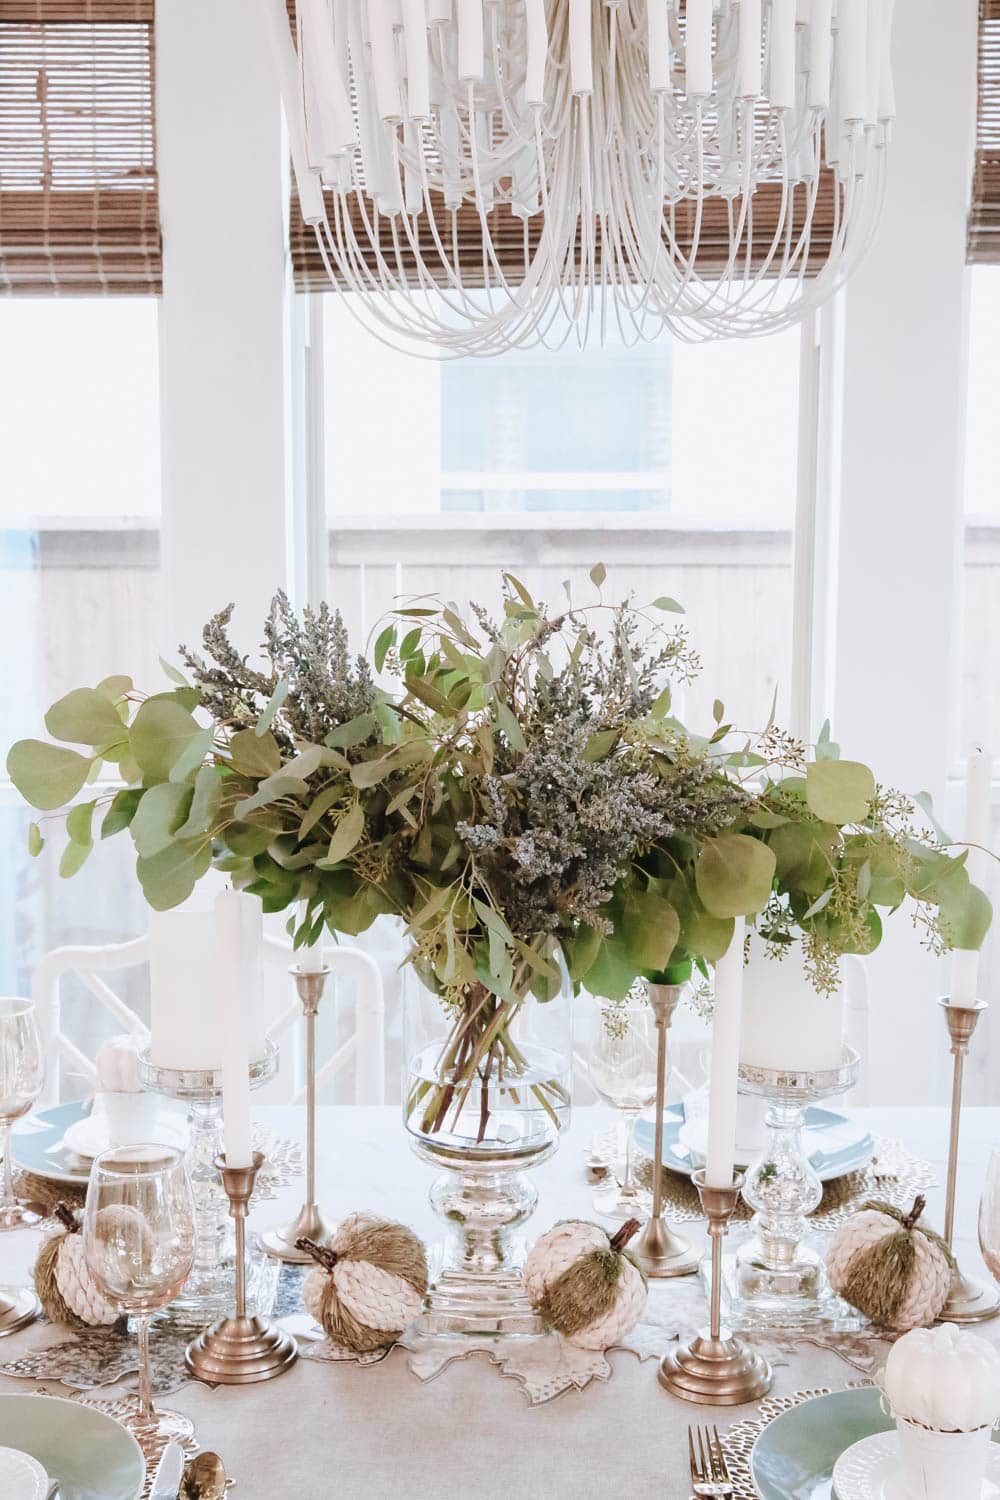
877, 0, 895, 121
950, 748, 994, 1005
705, 917, 745, 1190
685, 0, 714, 95
835, 0, 867, 123
148, 888, 267, 1072
738, 0, 763, 98
739, 932, 845, 1071
217, 889, 259, 1168
768, 0, 797, 110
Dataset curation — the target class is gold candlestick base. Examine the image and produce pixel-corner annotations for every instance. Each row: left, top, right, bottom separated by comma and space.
633, 1215, 700, 1279
940, 1266, 1000, 1325
186, 1152, 298, 1385
0, 1287, 39, 1338
935, 998, 1000, 1326
184, 1311, 299, 1384
259, 1202, 334, 1265
659, 1171, 772, 1406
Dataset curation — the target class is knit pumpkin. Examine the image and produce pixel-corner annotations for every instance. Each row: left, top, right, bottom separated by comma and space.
34, 1204, 121, 1327
826, 1195, 955, 1331
298, 1212, 429, 1353
523, 1218, 648, 1350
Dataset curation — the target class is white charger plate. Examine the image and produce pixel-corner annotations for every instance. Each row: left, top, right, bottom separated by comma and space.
833, 1431, 1000, 1499
0, 1396, 144, 1500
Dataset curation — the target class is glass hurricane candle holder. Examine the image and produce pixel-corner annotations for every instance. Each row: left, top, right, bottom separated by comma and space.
137, 1042, 278, 1325
726, 1048, 861, 1331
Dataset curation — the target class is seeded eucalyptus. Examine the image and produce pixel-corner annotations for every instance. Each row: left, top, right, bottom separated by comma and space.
7, 568, 992, 1136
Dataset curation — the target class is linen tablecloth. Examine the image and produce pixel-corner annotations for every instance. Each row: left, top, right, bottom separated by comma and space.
1, 1105, 997, 1499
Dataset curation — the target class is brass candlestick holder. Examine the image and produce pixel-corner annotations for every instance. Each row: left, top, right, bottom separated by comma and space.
937, 996, 1000, 1324
659, 1170, 772, 1405
261, 965, 334, 1264
185, 1152, 298, 1384
0, 1287, 39, 1337
633, 983, 699, 1279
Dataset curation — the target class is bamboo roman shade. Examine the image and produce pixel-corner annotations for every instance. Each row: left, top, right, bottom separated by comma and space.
970, 0, 1000, 263
0, 0, 159, 295
290, 181, 840, 293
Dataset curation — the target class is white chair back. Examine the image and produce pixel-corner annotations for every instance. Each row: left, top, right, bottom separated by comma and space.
31, 930, 386, 1107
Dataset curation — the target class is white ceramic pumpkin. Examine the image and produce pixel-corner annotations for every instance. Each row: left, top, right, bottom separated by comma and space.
884, 1324, 1000, 1432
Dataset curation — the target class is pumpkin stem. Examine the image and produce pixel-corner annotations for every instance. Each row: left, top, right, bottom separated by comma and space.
296, 1237, 339, 1270
54, 1203, 79, 1234
609, 1219, 641, 1252
902, 1195, 926, 1232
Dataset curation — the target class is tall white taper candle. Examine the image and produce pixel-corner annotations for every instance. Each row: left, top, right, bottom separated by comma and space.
218, 889, 253, 1168
950, 748, 993, 1006
705, 917, 746, 1190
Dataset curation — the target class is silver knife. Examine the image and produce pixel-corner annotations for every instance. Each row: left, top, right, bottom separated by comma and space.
148, 1443, 186, 1499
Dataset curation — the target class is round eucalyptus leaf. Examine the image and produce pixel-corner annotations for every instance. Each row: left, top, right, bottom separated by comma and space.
6, 739, 92, 811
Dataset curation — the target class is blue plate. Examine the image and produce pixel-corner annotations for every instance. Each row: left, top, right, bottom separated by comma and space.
12, 1099, 186, 1188
633, 1103, 875, 1183
0, 1394, 145, 1500
751, 1388, 1000, 1500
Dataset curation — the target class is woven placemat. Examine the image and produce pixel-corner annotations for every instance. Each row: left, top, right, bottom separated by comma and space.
634, 1137, 935, 1229
13, 1125, 303, 1224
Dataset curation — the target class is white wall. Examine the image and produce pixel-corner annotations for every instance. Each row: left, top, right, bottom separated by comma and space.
834, 0, 980, 1104
156, 0, 292, 655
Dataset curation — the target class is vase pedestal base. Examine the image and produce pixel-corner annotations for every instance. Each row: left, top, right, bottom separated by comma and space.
410, 1264, 546, 1343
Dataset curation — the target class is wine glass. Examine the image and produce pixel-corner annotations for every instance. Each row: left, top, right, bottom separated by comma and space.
84, 1144, 195, 1445
0, 997, 44, 1230
978, 1144, 1000, 1285
588, 988, 659, 1220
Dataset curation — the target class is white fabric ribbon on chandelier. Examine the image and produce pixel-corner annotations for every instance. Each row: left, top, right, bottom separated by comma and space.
261, 0, 896, 352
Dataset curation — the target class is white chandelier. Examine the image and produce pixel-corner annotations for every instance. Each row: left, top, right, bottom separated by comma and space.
264, 0, 895, 353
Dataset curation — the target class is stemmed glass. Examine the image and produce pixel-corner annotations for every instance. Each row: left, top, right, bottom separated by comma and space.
0, 997, 44, 1230
588, 989, 659, 1221
84, 1144, 195, 1445
978, 1144, 1000, 1285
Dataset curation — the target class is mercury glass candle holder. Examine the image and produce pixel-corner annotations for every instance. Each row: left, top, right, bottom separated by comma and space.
137, 1042, 278, 1325
725, 1048, 861, 1330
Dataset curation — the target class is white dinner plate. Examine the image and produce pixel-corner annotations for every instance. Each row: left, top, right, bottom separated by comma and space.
62, 1102, 188, 1161
0, 1445, 49, 1500
833, 1431, 1000, 1499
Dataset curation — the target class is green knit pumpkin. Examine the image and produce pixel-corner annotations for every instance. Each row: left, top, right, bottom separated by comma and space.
826, 1195, 956, 1330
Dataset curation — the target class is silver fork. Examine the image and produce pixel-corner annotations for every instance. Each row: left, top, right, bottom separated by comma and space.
688, 1424, 734, 1498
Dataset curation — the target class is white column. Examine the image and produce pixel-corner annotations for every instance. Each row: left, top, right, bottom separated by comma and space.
156, 0, 292, 657
831, 0, 978, 1104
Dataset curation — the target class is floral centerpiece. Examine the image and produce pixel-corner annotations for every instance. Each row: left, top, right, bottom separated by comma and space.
9, 571, 991, 1089
8, 570, 991, 1321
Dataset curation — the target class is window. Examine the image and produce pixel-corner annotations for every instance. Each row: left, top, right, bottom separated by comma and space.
0, 297, 161, 1008
323, 295, 801, 733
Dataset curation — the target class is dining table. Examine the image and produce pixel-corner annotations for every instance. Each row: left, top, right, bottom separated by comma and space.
1, 1103, 998, 1499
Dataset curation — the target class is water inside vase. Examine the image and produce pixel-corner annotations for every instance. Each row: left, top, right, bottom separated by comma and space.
404, 1039, 571, 1159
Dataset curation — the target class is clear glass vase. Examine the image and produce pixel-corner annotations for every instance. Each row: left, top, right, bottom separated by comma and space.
402, 962, 572, 1341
